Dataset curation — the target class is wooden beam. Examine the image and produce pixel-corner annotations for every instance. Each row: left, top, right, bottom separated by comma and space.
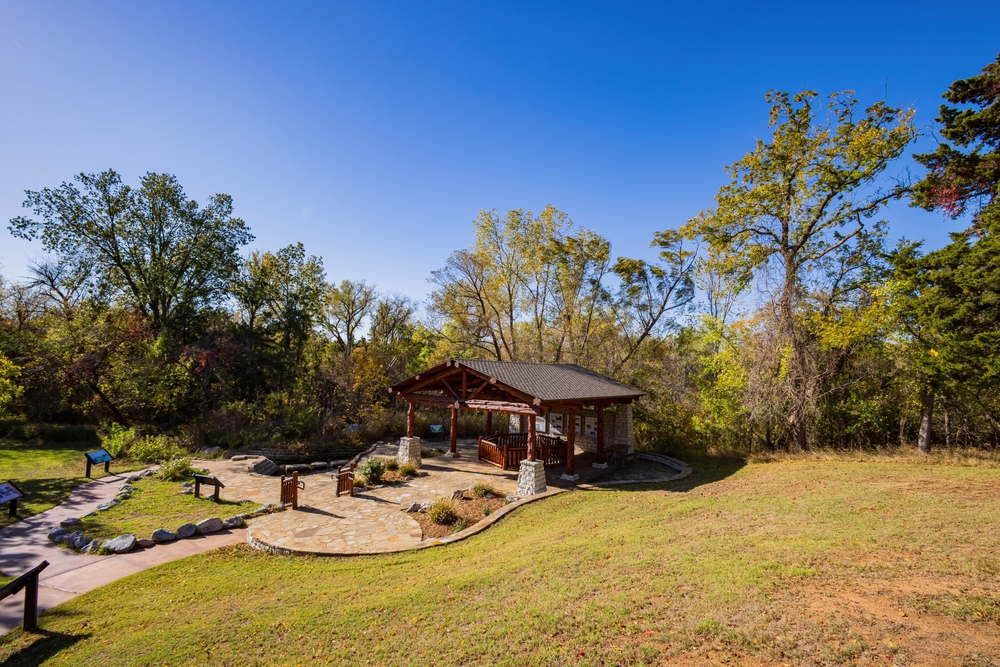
400, 393, 543, 415
406, 401, 415, 438
450, 406, 458, 456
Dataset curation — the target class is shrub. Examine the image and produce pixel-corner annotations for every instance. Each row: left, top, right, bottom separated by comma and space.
482, 506, 492, 517
157, 458, 201, 481
101, 423, 139, 457
428, 498, 457, 525
357, 457, 385, 486
384, 457, 399, 472
421, 447, 445, 458
454, 518, 467, 531
471, 482, 497, 498
128, 434, 186, 463
398, 462, 418, 478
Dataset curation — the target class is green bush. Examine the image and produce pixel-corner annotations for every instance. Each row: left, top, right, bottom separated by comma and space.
157, 458, 202, 481
398, 462, 418, 478
128, 435, 186, 463
482, 505, 492, 517
428, 498, 457, 525
357, 457, 385, 486
454, 518, 468, 531
101, 423, 139, 458
471, 482, 496, 498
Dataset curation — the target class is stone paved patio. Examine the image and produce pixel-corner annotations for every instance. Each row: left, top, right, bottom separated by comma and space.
197, 439, 687, 556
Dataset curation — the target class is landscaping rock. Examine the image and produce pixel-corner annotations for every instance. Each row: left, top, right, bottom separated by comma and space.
136, 538, 155, 549
82, 511, 97, 518
176, 523, 197, 538
59, 517, 83, 529
109, 498, 121, 506
182, 489, 194, 494
102, 534, 137, 554
71, 533, 92, 550
417, 471, 429, 477
151, 528, 176, 543
249, 458, 279, 476
418, 502, 432, 513
48, 527, 68, 542
127, 473, 142, 483
230, 454, 253, 461
82, 540, 101, 554
505, 495, 518, 503
195, 517, 223, 534
182, 482, 194, 488
222, 516, 244, 529
484, 492, 497, 499
199, 446, 223, 457
451, 490, 465, 500
119, 483, 137, 491
283, 464, 311, 475
236, 499, 253, 504
141, 469, 156, 477
309, 461, 328, 469
404, 475, 413, 482
117, 492, 131, 500
405, 502, 422, 513
96, 503, 113, 511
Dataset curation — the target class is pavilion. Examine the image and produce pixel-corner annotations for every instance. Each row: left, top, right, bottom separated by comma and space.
388, 359, 644, 494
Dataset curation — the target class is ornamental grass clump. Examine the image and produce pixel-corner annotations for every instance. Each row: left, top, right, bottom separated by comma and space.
428, 498, 457, 525
398, 462, 418, 478
157, 458, 202, 482
384, 457, 399, 472
357, 457, 385, 486
471, 482, 497, 498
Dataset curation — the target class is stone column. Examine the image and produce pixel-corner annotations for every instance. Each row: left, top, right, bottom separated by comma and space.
397, 436, 422, 467
516, 459, 547, 496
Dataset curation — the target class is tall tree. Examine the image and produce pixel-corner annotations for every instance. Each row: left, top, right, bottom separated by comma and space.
323, 280, 377, 357
895, 53, 1000, 452
9, 170, 253, 331
683, 91, 916, 450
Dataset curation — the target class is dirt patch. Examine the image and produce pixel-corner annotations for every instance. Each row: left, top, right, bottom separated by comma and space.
411, 492, 507, 539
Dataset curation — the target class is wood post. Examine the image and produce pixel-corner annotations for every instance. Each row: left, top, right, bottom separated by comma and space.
566, 409, 576, 475
596, 405, 606, 465
450, 406, 458, 455
527, 413, 537, 461
406, 401, 415, 438
485, 410, 493, 436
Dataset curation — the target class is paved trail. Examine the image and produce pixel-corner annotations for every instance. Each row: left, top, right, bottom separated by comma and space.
0, 472, 244, 634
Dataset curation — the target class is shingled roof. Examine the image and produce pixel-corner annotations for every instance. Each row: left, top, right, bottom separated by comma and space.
453, 359, 643, 403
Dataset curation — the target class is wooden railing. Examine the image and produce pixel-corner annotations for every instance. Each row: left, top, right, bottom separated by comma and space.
478, 434, 567, 470
335, 464, 355, 497
0, 560, 48, 631
280, 471, 304, 509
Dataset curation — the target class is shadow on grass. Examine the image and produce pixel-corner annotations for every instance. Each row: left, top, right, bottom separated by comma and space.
0, 628, 90, 667
589, 455, 746, 495
0, 477, 83, 530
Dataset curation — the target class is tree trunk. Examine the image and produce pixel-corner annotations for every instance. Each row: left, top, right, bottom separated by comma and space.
943, 399, 951, 448
918, 389, 934, 454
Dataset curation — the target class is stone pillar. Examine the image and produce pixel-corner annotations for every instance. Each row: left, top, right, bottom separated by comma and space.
397, 436, 422, 467
516, 459, 547, 496
593, 405, 608, 468
562, 409, 578, 481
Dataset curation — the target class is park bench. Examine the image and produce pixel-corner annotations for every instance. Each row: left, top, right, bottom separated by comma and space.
193, 474, 226, 501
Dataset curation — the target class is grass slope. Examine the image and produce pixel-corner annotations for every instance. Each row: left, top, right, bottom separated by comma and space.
0, 436, 141, 529
3, 459, 1000, 666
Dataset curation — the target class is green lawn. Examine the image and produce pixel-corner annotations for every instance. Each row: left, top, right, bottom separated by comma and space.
0, 436, 142, 529
79, 476, 248, 541
2, 459, 1000, 666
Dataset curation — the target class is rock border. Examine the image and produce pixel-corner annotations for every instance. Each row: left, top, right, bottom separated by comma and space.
245, 453, 692, 557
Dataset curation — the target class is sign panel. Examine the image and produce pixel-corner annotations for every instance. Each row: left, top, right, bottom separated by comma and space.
585, 416, 598, 438
549, 413, 564, 435
429, 424, 445, 434
85, 449, 113, 464
0, 481, 23, 505
535, 415, 547, 433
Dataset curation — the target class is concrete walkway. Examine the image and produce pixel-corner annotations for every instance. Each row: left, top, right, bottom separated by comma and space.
0, 471, 244, 634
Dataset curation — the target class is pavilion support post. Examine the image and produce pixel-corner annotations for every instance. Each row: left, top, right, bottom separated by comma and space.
561, 409, 578, 481
485, 411, 493, 436
517, 415, 546, 496
406, 401, 416, 438
449, 406, 459, 457
593, 405, 608, 468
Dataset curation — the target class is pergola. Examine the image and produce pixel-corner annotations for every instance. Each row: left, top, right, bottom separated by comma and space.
388, 359, 644, 478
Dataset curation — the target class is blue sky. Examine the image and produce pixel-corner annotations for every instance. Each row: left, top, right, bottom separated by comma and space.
1, 1, 997, 302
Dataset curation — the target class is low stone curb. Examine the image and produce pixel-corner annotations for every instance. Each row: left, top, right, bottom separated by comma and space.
245, 453, 692, 557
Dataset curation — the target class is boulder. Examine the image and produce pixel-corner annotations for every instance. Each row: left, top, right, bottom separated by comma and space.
82, 540, 102, 554
48, 527, 68, 542
96, 503, 113, 511
176, 523, 197, 538
182, 482, 194, 488
451, 490, 465, 500
71, 534, 92, 550
102, 534, 137, 554
505, 495, 519, 503
136, 538, 155, 549
230, 454, 253, 461
182, 489, 194, 494
309, 461, 329, 469
222, 516, 245, 529
109, 498, 121, 506
82, 511, 97, 518
127, 473, 142, 483
141, 469, 156, 477
418, 502, 432, 513
117, 492, 131, 500
59, 517, 83, 529
405, 502, 422, 513
199, 446, 223, 457
195, 517, 223, 534
249, 458, 279, 476
118, 483, 137, 491
283, 464, 311, 475
151, 528, 176, 543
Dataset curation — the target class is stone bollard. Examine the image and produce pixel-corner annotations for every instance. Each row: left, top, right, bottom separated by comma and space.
516, 459, 547, 496
397, 437, 422, 468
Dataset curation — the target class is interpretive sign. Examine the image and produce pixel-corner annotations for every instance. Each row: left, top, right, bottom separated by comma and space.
0, 481, 24, 517
84, 448, 114, 478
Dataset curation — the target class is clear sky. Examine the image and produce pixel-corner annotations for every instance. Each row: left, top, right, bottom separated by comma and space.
1, 1, 997, 302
